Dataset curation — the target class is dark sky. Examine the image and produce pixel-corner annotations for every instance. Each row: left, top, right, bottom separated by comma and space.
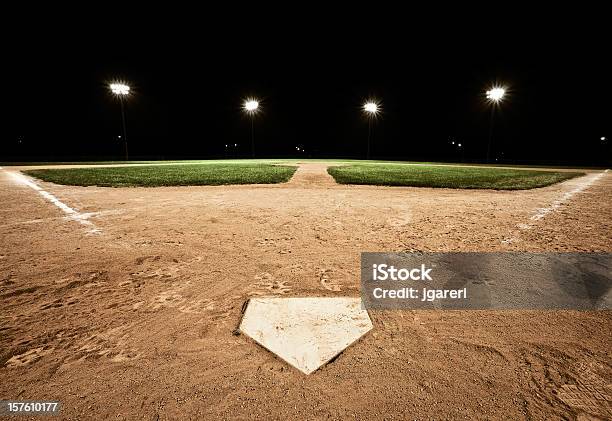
4, 26, 611, 165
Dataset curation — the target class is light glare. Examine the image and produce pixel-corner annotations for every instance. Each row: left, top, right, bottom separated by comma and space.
243, 99, 259, 114
363, 101, 380, 114
486, 87, 506, 102
110, 83, 130, 96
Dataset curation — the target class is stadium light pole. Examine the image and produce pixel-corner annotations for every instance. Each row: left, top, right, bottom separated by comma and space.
243, 98, 260, 158
110, 82, 131, 161
363, 100, 380, 159
485, 86, 506, 163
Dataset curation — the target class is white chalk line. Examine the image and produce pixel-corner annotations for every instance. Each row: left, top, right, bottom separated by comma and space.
529, 170, 609, 223
501, 170, 609, 244
4, 170, 102, 235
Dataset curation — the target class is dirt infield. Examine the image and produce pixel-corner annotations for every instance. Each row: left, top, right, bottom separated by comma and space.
1, 163, 610, 420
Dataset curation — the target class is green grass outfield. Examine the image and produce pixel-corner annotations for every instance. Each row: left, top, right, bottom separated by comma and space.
327, 164, 584, 190
2, 158, 605, 171
18, 159, 586, 189
23, 164, 297, 187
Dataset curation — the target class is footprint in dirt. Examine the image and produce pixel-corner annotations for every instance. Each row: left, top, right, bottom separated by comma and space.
178, 298, 216, 314
387, 214, 411, 227
132, 256, 202, 281
150, 291, 185, 311
5, 347, 54, 367
135, 255, 162, 265
75, 326, 140, 363
555, 361, 611, 419
251, 273, 292, 295
40, 299, 63, 310
256, 238, 277, 247
319, 269, 341, 292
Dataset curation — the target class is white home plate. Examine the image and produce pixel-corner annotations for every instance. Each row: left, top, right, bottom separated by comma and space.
239, 297, 373, 374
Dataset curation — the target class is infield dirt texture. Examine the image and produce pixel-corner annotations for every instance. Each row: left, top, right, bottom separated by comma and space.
0, 162, 610, 420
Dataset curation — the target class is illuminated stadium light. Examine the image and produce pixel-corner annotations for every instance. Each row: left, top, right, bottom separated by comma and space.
110, 83, 130, 96
485, 84, 508, 162
243, 98, 260, 114
486, 87, 506, 103
362, 99, 381, 159
363, 101, 380, 114
109, 81, 131, 160
243, 97, 260, 157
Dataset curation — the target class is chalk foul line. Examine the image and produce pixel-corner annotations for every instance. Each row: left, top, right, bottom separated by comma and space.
502, 170, 608, 244
529, 170, 608, 223
5, 170, 102, 235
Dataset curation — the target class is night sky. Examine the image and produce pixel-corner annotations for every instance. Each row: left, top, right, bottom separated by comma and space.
4, 28, 611, 166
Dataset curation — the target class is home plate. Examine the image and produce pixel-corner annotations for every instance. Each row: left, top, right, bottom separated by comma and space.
239, 297, 373, 374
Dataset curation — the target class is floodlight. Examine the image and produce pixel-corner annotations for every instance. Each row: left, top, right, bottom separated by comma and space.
243, 99, 259, 114
109, 81, 131, 160
243, 97, 260, 157
485, 84, 508, 162
110, 83, 130, 96
363, 101, 379, 114
362, 99, 381, 159
486, 87, 506, 102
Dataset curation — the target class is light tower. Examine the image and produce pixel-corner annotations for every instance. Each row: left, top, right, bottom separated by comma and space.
109, 82, 131, 161
485, 86, 506, 163
363, 100, 381, 159
243, 98, 260, 158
